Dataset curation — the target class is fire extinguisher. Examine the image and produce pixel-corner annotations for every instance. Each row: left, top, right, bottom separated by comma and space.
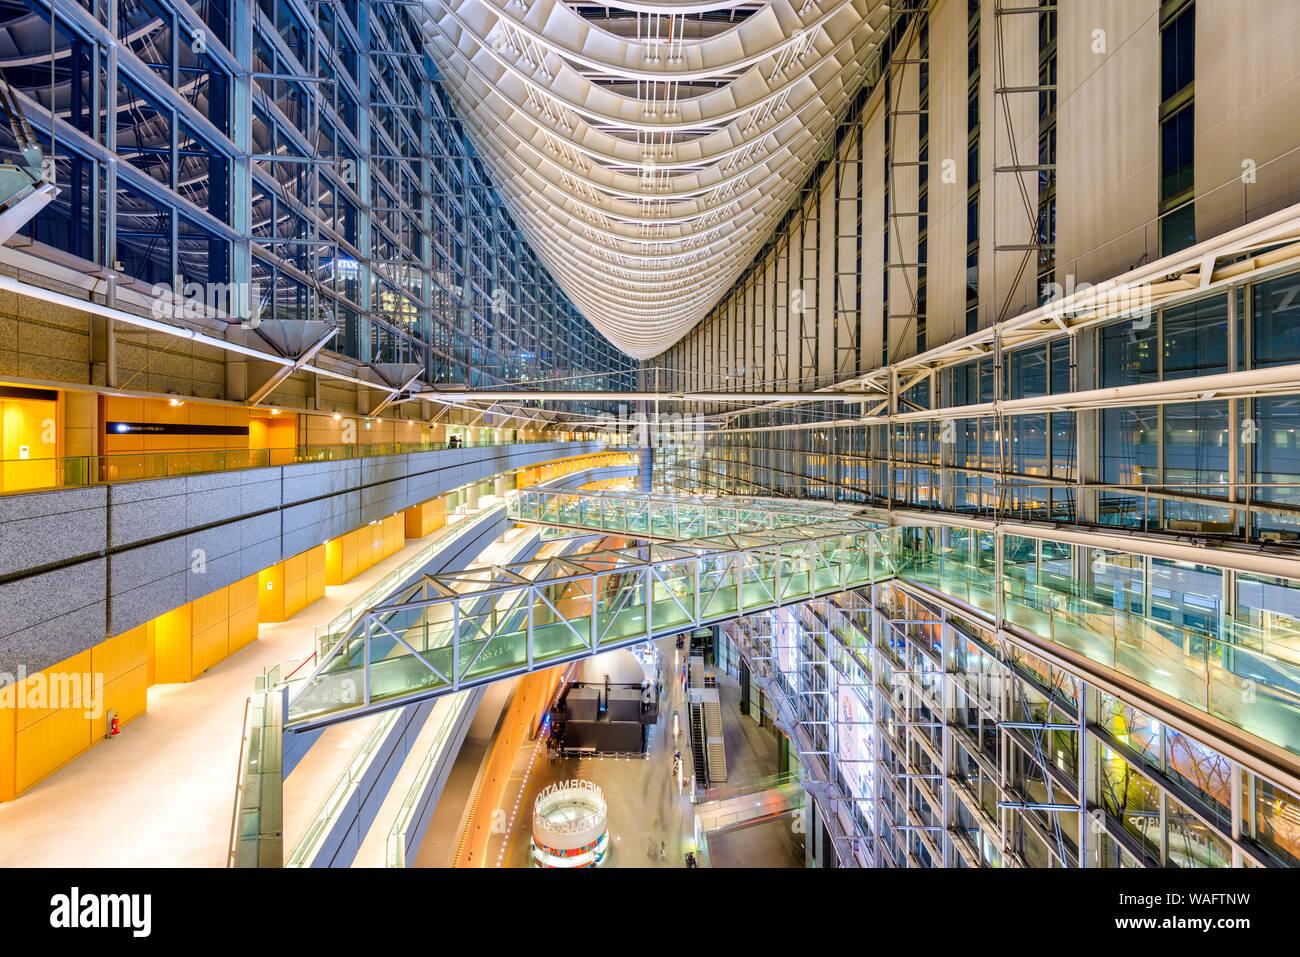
107, 708, 120, 739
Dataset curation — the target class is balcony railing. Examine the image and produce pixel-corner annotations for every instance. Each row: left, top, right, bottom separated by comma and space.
0, 436, 616, 495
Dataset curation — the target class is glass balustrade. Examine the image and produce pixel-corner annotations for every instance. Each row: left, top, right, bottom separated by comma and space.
895, 538, 1300, 757
285, 487, 1300, 763
284, 521, 891, 728
0, 437, 624, 493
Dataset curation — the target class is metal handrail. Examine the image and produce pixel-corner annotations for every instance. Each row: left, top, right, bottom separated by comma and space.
226, 695, 252, 868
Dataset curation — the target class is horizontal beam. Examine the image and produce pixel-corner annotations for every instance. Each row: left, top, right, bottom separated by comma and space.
710, 359, 1300, 434
878, 506, 1300, 581
412, 389, 885, 403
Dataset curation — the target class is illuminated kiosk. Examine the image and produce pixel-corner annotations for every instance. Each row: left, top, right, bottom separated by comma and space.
531, 780, 609, 868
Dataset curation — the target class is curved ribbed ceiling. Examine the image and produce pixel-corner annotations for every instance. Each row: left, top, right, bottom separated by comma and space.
419, 0, 891, 359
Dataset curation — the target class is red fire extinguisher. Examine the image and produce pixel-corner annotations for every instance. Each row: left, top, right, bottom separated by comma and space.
107, 708, 120, 738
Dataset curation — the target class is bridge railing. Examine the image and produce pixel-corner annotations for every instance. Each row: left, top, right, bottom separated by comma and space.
282, 516, 892, 730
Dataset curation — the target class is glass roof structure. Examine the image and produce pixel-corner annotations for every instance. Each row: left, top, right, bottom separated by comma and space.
418, 0, 891, 357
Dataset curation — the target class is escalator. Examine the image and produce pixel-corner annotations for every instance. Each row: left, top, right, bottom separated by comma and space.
689, 701, 708, 786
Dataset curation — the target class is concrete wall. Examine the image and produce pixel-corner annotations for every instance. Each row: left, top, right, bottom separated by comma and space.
0, 441, 605, 677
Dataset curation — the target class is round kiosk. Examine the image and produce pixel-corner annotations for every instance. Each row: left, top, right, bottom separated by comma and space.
531, 779, 609, 868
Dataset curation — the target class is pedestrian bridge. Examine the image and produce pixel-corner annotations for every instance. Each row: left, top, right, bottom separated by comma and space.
282, 489, 892, 731
279, 487, 1300, 767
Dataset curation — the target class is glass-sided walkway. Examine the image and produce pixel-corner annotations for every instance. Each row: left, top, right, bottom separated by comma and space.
282, 494, 891, 730
279, 488, 1300, 763
509, 486, 863, 540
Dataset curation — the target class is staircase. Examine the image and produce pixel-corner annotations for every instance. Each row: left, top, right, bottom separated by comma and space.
684, 653, 727, 786
702, 695, 727, 784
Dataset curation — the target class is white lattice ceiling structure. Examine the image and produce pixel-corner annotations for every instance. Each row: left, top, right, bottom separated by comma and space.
419, 0, 891, 359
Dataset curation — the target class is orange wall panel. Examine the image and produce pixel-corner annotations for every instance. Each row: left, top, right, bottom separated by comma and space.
404, 504, 422, 538
230, 574, 258, 614
94, 665, 147, 738
191, 588, 229, 636
342, 530, 359, 581
192, 621, 229, 675
1, 398, 58, 492
92, 627, 148, 687
325, 537, 342, 585
152, 605, 194, 685
258, 563, 286, 623
15, 705, 91, 794
306, 568, 326, 605
285, 551, 306, 586
14, 651, 93, 732
0, 704, 13, 801
284, 578, 307, 619
305, 544, 327, 603
229, 603, 259, 653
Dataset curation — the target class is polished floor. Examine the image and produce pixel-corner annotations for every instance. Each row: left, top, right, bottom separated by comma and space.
706, 818, 804, 868
452, 638, 787, 868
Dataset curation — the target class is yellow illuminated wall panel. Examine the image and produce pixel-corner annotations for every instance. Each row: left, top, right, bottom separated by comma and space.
0, 703, 12, 801
228, 574, 260, 654
404, 497, 447, 538
257, 545, 325, 623
305, 544, 326, 605
257, 562, 286, 623
191, 587, 230, 676
152, 605, 194, 684
284, 551, 306, 619
91, 626, 148, 737
11, 650, 93, 795
0, 396, 58, 492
